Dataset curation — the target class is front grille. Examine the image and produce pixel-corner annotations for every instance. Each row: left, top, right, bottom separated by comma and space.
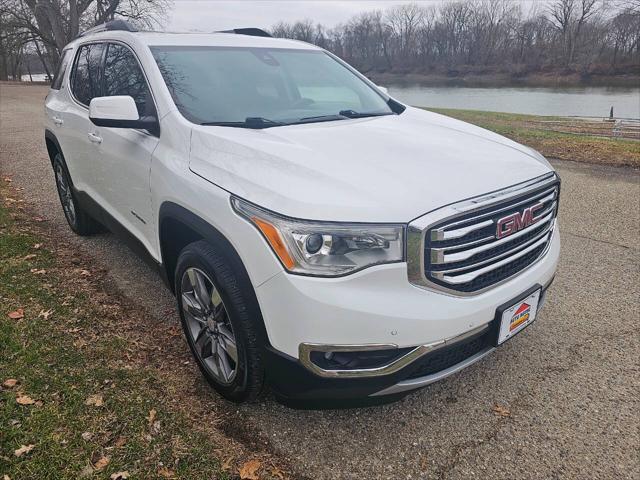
411, 173, 559, 294
405, 328, 492, 380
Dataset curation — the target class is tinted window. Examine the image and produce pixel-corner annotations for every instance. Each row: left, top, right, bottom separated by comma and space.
51, 49, 72, 90
104, 44, 152, 116
151, 46, 392, 125
71, 43, 104, 105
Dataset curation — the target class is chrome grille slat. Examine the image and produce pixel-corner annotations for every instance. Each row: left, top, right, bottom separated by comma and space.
433, 219, 494, 242
431, 203, 556, 265
433, 234, 551, 284
433, 187, 557, 239
432, 222, 555, 275
407, 173, 561, 296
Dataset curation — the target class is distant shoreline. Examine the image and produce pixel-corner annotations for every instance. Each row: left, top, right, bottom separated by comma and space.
368, 72, 640, 88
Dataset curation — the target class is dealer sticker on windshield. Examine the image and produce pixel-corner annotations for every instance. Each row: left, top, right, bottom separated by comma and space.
497, 289, 541, 345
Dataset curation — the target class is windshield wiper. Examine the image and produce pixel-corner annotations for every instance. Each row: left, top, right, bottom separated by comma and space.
338, 110, 395, 119
201, 117, 285, 129
291, 114, 349, 125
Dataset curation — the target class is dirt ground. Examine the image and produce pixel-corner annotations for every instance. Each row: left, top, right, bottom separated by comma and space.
1, 83, 639, 479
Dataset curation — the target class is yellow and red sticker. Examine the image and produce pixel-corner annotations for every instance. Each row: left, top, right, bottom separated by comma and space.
510, 303, 531, 331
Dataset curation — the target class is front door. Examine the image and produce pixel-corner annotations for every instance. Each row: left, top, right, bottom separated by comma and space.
92, 42, 160, 256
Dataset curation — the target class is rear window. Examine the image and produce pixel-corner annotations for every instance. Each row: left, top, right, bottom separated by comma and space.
51, 49, 72, 90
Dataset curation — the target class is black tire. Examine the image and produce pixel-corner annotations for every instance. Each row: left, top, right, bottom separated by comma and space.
175, 240, 265, 402
52, 152, 103, 235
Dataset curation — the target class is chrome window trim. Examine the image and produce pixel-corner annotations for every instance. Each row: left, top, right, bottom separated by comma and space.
298, 324, 489, 378
407, 172, 559, 297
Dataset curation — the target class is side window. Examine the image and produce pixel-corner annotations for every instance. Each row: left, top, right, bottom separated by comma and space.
104, 44, 152, 117
71, 43, 105, 106
51, 49, 72, 90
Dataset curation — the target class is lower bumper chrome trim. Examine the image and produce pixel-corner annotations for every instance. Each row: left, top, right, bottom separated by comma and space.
370, 346, 496, 396
299, 324, 490, 378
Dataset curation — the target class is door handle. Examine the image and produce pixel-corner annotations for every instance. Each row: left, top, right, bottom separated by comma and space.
87, 132, 102, 144
52, 116, 63, 126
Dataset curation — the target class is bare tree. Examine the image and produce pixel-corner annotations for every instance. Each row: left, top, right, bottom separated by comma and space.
268, 1, 638, 79
0, 0, 169, 77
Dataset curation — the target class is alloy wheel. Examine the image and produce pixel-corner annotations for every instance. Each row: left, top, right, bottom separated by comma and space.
54, 158, 76, 225
180, 267, 238, 385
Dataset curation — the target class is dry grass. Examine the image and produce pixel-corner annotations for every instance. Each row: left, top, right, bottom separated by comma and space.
0, 177, 291, 480
427, 108, 640, 168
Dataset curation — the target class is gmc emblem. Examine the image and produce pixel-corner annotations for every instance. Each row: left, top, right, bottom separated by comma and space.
496, 203, 544, 239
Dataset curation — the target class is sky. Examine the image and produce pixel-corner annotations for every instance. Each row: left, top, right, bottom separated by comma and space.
167, 0, 547, 32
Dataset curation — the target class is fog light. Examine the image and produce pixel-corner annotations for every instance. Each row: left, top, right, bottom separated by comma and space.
309, 347, 413, 371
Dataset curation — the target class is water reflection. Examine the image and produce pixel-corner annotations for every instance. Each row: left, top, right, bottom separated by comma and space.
387, 84, 640, 119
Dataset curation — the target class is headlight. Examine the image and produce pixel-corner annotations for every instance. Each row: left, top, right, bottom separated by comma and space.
231, 197, 404, 276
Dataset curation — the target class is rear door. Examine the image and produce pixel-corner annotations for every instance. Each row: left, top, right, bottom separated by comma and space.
44, 48, 74, 150
93, 42, 159, 253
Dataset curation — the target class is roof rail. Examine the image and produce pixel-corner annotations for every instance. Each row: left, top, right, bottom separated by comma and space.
79, 19, 138, 38
218, 28, 271, 38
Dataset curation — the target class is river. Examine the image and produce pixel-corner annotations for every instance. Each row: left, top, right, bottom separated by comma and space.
385, 84, 640, 119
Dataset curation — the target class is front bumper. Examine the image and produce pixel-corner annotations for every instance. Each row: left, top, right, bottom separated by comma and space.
264, 279, 553, 401
256, 228, 560, 400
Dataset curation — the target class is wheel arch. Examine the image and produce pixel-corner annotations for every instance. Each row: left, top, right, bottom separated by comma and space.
158, 201, 270, 342
44, 129, 63, 166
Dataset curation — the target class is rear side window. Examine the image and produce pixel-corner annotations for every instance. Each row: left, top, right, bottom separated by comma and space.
71, 43, 105, 106
51, 49, 72, 90
104, 43, 152, 117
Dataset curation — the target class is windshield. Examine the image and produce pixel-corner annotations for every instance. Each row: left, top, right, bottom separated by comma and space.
150, 46, 394, 127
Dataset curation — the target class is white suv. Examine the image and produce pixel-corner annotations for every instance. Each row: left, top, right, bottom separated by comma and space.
44, 21, 560, 404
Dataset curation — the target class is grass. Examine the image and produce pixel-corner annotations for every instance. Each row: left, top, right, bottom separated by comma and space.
0, 188, 236, 478
425, 107, 640, 168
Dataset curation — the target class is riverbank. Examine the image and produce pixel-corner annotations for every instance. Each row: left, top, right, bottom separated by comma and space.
427, 108, 640, 168
371, 72, 640, 88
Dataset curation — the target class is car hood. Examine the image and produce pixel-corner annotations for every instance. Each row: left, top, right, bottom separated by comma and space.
189, 106, 553, 222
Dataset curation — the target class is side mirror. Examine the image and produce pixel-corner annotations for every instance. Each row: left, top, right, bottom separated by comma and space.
376, 85, 389, 95
89, 96, 159, 135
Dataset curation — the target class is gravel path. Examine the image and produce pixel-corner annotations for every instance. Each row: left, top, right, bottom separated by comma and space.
2, 83, 638, 480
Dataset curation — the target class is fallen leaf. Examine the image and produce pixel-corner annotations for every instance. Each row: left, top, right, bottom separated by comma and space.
110, 472, 129, 480
33, 243, 42, 249
14, 444, 35, 457
33, 216, 44, 222
23, 254, 36, 260
146, 408, 157, 425
85, 394, 104, 407
3, 176, 12, 182
93, 455, 110, 470
81, 432, 93, 441
114, 435, 127, 447
493, 404, 511, 417
80, 269, 91, 276
158, 468, 175, 478
38, 309, 53, 320
16, 394, 36, 405
78, 465, 94, 478
7, 308, 24, 320
4, 474, 12, 480
30, 268, 46, 275
239, 459, 261, 480
2, 379, 18, 388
